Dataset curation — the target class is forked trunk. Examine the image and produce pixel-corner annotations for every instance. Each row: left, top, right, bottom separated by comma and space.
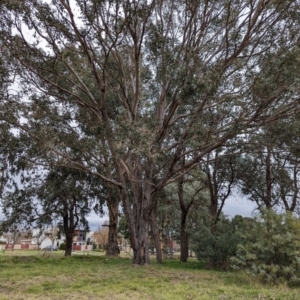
118, 157, 155, 265
122, 189, 151, 265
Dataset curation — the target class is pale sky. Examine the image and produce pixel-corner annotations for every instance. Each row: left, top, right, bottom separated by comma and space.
222, 195, 257, 218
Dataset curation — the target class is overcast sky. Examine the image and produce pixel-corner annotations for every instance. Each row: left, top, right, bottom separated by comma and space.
223, 195, 257, 218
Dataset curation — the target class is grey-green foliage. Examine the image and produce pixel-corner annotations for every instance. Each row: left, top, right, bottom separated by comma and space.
118, 214, 130, 240
231, 209, 300, 284
235, 117, 300, 212
190, 212, 246, 270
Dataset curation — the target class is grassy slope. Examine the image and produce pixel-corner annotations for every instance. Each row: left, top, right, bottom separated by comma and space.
0, 252, 298, 300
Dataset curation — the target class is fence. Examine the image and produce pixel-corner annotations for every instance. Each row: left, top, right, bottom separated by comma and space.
72, 244, 93, 251
5, 243, 38, 250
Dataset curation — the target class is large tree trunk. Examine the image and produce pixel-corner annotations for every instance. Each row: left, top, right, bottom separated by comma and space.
180, 224, 189, 263
131, 192, 151, 265
178, 179, 189, 262
120, 172, 152, 264
63, 214, 74, 257
103, 155, 120, 257
121, 199, 151, 264
151, 207, 162, 263
105, 200, 119, 257
132, 221, 149, 265
65, 231, 73, 257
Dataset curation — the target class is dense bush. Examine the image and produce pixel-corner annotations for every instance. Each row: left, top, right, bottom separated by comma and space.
190, 214, 246, 270
59, 242, 66, 250
231, 210, 300, 284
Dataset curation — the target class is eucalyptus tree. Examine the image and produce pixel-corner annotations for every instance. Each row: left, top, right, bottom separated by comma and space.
237, 117, 300, 213
1, 0, 300, 265
270, 117, 300, 214
162, 171, 207, 262
0, 37, 19, 197
37, 167, 97, 256
2, 165, 102, 256
235, 126, 286, 210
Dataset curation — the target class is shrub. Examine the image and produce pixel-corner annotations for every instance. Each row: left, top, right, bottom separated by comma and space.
231, 209, 300, 284
59, 242, 66, 250
190, 215, 245, 270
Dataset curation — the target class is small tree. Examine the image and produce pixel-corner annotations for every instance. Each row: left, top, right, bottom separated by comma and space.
190, 213, 245, 270
231, 210, 300, 284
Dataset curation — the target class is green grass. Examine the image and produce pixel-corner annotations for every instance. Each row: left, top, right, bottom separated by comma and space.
0, 252, 298, 300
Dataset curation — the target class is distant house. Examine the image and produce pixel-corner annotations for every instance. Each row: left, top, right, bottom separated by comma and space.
73, 229, 87, 245
0, 224, 95, 251
72, 229, 94, 251
72, 229, 94, 244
